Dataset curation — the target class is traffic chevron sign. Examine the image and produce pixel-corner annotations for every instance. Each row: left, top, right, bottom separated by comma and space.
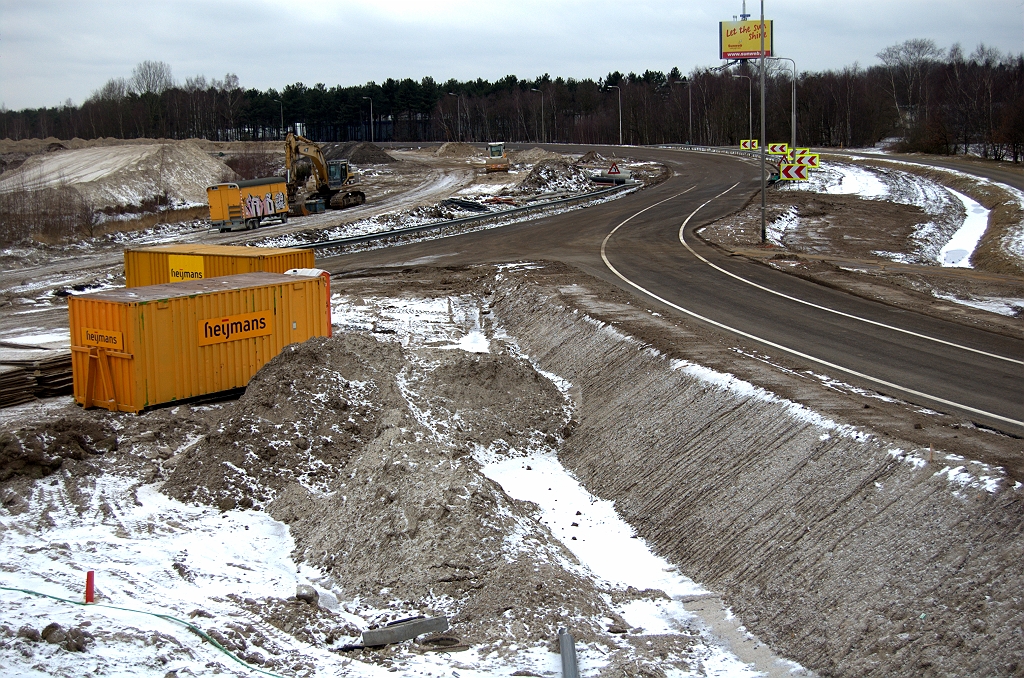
794, 154, 820, 168
740, 139, 759, 150
779, 163, 809, 180
768, 143, 789, 155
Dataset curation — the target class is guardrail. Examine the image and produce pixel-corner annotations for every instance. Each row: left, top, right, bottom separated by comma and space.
657, 144, 784, 165
298, 182, 632, 251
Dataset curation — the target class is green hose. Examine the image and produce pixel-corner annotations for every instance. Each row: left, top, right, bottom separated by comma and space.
0, 584, 288, 677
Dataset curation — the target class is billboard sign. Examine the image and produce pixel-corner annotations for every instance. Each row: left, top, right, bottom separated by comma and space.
720, 20, 773, 60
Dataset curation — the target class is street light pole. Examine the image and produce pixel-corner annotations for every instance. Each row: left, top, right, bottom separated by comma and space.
759, 0, 767, 243
732, 74, 752, 142
273, 99, 283, 138
530, 88, 545, 143
447, 92, 461, 141
361, 96, 373, 143
608, 85, 622, 145
768, 57, 797, 160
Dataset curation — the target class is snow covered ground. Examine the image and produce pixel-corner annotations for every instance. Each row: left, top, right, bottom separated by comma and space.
777, 161, 972, 264
0, 291, 805, 677
775, 159, 1024, 317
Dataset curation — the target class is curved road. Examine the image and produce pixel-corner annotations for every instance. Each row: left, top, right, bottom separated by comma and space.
321, 145, 1024, 435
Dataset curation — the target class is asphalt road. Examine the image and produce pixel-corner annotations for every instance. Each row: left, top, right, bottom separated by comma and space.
322, 145, 1024, 435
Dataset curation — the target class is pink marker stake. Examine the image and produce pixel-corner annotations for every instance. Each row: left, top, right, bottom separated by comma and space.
85, 571, 95, 604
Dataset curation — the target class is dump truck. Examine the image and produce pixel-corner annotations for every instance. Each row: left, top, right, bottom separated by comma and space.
485, 142, 510, 172
285, 133, 365, 216
207, 177, 289, 232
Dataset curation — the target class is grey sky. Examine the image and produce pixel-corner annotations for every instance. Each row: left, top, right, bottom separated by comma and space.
1, 0, 1022, 111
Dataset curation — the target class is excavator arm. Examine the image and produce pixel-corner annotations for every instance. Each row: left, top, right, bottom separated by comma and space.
284, 132, 335, 192
283, 132, 365, 213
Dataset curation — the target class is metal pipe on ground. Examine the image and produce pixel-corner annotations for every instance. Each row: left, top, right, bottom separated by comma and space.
559, 627, 579, 678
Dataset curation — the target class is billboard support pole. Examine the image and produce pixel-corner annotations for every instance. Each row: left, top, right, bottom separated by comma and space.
759, 0, 766, 244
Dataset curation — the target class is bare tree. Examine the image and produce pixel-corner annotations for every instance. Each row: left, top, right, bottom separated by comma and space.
876, 39, 941, 132
130, 60, 174, 96
220, 73, 242, 140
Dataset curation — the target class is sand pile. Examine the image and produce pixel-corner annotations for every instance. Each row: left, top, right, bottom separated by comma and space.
0, 137, 171, 155
514, 159, 593, 194
577, 150, 606, 165
509, 147, 563, 164
0, 139, 234, 210
322, 142, 396, 164
434, 142, 480, 158
0, 141, 235, 212
161, 331, 650, 647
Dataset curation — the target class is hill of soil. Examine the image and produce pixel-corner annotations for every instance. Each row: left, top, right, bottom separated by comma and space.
434, 142, 480, 159
321, 142, 395, 164
509, 147, 563, 164
514, 159, 593, 194
0, 141, 234, 211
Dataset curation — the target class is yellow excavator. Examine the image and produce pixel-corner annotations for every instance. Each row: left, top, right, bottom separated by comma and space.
284, 133, 366, 215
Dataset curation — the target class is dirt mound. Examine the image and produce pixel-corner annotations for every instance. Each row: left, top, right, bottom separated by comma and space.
0, 152, 30, 176
0, 140, 235, 211
577, 150, 606, 164
514, 159, 593, 194
509, 147, 563, 164
163, 333, 402, 509
434, 142, 480, 158
161, 330, 631, 646
0, 414, 114, 481
322, 142, 396, 164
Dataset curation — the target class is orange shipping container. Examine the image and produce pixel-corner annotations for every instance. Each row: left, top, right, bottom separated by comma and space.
69, 272, 330, 413
123, 244, 314, 287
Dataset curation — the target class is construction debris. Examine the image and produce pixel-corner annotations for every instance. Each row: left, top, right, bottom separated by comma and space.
361, 615, 449, 647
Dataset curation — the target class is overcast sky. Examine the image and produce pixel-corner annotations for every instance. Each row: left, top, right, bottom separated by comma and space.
1, 0, 1022, 111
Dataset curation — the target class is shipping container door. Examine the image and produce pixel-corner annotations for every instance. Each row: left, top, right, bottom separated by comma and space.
147, 303, 179, 407
289, 283, 308, 344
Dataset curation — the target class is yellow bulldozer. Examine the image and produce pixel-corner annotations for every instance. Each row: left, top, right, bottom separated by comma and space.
484, 142, 510, 173
285, 133, 366, 215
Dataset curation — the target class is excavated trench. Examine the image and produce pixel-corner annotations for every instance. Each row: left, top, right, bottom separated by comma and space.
486, 267, 1024, 677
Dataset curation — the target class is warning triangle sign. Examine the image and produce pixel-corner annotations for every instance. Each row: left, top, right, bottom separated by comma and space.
608, 163, 621, 175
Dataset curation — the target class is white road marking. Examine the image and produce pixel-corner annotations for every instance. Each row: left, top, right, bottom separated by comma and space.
678, 223, 1023, 366
600, 184, 1024, 429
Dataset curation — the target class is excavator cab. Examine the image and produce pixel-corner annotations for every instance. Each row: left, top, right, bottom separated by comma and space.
326, 160, 349, 190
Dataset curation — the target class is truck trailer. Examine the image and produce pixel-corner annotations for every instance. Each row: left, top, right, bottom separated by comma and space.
207, 177, 289, 232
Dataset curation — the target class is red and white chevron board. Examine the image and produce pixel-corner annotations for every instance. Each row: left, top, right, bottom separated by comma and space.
779, 164, 809, 180
768, 143, 789, 154
794, 154, 820, 167
740, 140, 752, 150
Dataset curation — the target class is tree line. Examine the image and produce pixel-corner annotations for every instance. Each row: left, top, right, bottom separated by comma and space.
2, 42, 1022, 160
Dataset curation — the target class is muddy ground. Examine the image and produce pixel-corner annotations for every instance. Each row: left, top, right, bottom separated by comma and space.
3, 262, 1021, 677
2, 143, 1023, 676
